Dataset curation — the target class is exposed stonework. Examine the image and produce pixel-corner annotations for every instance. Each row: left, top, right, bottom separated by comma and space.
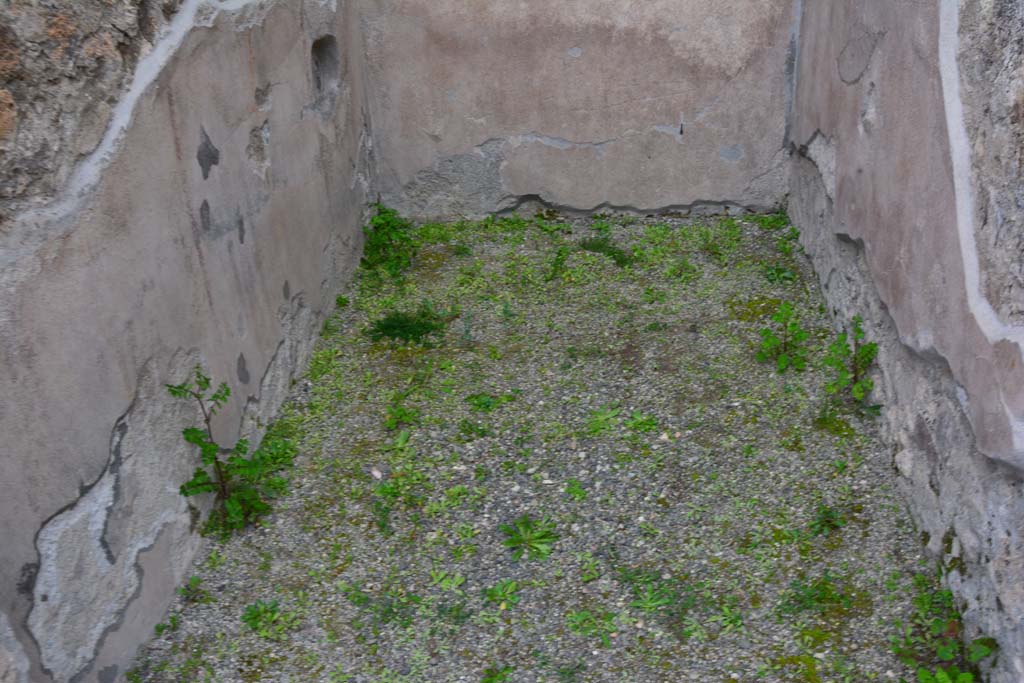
789, 3, 1024, 681
958, 0, 1024, 326
0, 1, 183, 215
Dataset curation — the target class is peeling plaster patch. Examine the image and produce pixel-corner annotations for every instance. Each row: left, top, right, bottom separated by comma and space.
838, 29, 881, 85
397, 139, 508, 219
940, 0, 1024, 457
0, 612, 30, 683
719, 144, 745, 162
805, 133, 836, 202
27, 362, 199, 682
859, 82, 880, 136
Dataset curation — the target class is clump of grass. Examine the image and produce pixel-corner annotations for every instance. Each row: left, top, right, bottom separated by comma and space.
809, 504, 846, 536
578, 236, 633, 267
361, 204, 417, 278
367, 303, 450, 345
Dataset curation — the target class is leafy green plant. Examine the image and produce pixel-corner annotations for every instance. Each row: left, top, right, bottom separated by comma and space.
631, 583, 675, 613
241, 600, 300, 641
577, 552, 601, 583
481, 665, 515, 683
167, 368, 296, 537
915, 666, 974, 683
501, 515, 559, 560
367, 303, 450, 345
590, 217, 613, 237
756, 301, 810, 372
567, 609, 618, 646
430, 569, 466, 592
625, 411, 659, 433
466, 391, 518, 412
154, 614, 180, 636
586, 404, 621, 435
751, 212, 790, 231
565, 478, 587, 501
547, 245, 571, 282
891, 573, 997, 678
361, 204, 417, 278
483, 580, 521, 609
384, 391, 421, 430
709, 603, 745, 635
578, 236, 633, 267
763, 263, 797, 284
823, 315, 880, 413
777, 226, 801, 256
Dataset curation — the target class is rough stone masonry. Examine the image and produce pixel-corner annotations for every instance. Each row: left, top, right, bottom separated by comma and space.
0, 1, 1022, 681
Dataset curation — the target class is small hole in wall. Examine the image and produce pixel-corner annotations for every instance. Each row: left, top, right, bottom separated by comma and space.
311, 35, 340, 100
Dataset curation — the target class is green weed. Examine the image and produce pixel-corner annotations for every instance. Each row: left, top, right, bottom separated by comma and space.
566, 609, 618, 647
167, 368, 296, 537
241, 600, 300, 641
483, 580, 520, 610
756, 301, 810, 372
501, 515, 559, 561
586, 404, 621, 435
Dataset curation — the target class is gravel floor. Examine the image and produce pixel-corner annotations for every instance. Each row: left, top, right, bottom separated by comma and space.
133, 213, 935, 683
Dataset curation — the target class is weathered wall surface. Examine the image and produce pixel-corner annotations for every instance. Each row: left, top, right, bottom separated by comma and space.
0, 1, 371, 681
359, 0, 797, 219
789, 3, 1024, 681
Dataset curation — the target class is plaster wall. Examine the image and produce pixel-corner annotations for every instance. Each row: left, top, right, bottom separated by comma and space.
0, 1, 372, 681
788, 3, 1024, 681
359, 0, 796, 219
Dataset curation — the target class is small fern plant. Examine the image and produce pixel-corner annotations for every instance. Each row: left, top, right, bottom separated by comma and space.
167, 367, 296, 537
